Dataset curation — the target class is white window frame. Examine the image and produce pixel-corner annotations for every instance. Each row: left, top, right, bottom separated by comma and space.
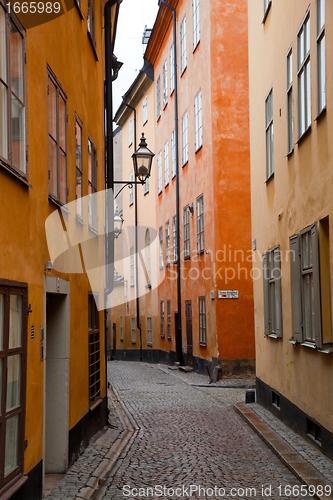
131, 317, 136, 343
199, 296, 206, 345
130, 246, 134, 287
265, 88, 274, 180
144, 175, 149, 194
184, 207, 190, 258
182, 111, 188, 166
146, 229, 151, 285
170, 44, 174, 94
180, 16, 187, 75
147, 316, 152, 345
160, 301, 164, 337
164, 140, 169, 186
197, 195, 204, 253
287, 48, 294, 154
194, 90, 202, 151
120, 316, 123, 341
143, 96, 148, 125
171, 130, 176, 178
128, 117, 133, 146
163, 60, 168, 108
263, 246, 282, 338
167, 300, 171, 339
316, 0, 326, 115
129, 171, 134, 205
297, 10, 311, 139
263, 0, 272, 21
157, 75, 161, 120
193, 0, 200, 50
172, 215, 177, 262
166, 221, 170, 265
159, 227, 163, 269
157, 151, 162, 194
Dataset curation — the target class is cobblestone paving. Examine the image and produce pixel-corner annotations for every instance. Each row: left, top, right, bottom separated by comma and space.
96, 361, 315, 500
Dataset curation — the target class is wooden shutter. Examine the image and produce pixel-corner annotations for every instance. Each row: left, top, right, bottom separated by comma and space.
262, 252, 269, 336
311, 222, 322, 348
273, 246, 283, 338
290, 234, 302, 342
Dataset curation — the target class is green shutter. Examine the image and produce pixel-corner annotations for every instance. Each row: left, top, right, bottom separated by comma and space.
262, 252, 269, 336
290, 234, 302, 343
273, 246, 282, 338
311, 222, 322, 348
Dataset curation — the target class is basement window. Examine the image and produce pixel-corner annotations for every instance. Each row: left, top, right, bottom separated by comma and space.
271, 390, 280, 410
306, 418, 322, 446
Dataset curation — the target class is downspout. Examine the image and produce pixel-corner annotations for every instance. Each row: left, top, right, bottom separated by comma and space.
159, 0, 182, 364
122, 99, 142, 362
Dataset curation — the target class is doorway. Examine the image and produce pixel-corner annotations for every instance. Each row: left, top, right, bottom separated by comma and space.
185, 301, 193, 366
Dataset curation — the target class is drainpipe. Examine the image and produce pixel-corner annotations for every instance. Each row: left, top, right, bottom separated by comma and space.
122, 99, 142, 362
158, 0, 182, 365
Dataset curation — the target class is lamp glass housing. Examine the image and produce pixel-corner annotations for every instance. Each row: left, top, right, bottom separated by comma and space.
132, 133, 154, 182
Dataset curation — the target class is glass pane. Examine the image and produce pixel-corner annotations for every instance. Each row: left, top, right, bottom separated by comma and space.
0, 358, 2, 413
306, 64, 311, 127
287, 52, 292, 87
48, 136, 57, 196
299, 30, 304, 66
11, 94, 25, 173
10, 21, 23, 102
318, 0, 325, 32
48, 79, 57, 139
0, 293, 4, 350
9, 295, 22, 348
269, 282, 275, 334
0, 6, 7, 83
6, 354, 20, 411
305, 18, 310, 54
59, 151, 67, 203
76, 169, 82, 217
0, 82, 8, 160
303, 274, 311, 340
311, 274, 315, 341
318, 37, 326, 110
59, 95, 66, 151
5, 414, 19, 476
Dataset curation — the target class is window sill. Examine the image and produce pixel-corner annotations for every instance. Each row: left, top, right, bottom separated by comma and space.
163, 101, 168, 110
128, 142, 133, 148
180, 66, 187, 77
286, 148, 294, 158
0, 474, 28, 500
129, 202, 133, 206
145, 283, 152, 289
197, 249, 205, 256
147, 342, 153, 347
74, 0, 84, 19
0, 158, 31, 188
183, 255, 190, 261
265, 172, 274, 184
172, 174, 176, 180
120, 338, 124, 341
159, 266, 164, 271
157, 115, 161, 123
262, 1, 272, 23
193, 40, 200, 54
315, 106, 326, 122
87, 31, 98, 61
49, 194, 65, 208
76, 215, 86, 227
297, 125, 311, 145
195, 144, 203, 154
318, 344, 333, 354
267, 333, 281, 339
301, 341, 317, 349
165, 182, 169, 188
182, 160, 188, 168
161, 334, 165, 339
132, 341, 136, 345
167, 336, 171, 340
88, 224, 98, 236
144, 190, 149, 196
166, 262, 170, 268
170, 89, 174, 97
130, 284, 135, 288
158, 191, 162, 196
89, 397, 103, 412
199, 342, 207, 347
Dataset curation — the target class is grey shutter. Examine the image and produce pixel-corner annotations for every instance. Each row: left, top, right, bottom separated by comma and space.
273, 246, 282, 338
311, 222, 322, 348
262, 252, 269, 336
290, 234, 302, 343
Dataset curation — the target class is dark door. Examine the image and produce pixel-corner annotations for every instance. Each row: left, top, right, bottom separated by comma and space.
112, 323, 116, 360
185, 301, 193, 366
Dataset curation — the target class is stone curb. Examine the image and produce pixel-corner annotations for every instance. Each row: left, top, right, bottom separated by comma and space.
234, 402, 333, 500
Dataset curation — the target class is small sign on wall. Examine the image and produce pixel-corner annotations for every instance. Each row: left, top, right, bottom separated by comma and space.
218, 290, 239, 299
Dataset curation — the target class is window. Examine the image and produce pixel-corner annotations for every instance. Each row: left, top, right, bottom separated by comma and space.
88, 294, 100, 405
194, 90, 202, 151
164, 140, 169, 186
170, 44, 174, 94
158, 151, 162, 194
146, 229, 151, 285
287, 48, 294, 154
160, 301, 164, 337
48, 69, 67, 204
0, 285, 27, 495
130, 246, 134, 287
131, 317, 136, 343
180, 16, 187, 74
199, 296, 206, 345
166, 221, 170, 265
143, 96, 148, 124
182, 111, 188, 165
75, 118, 83, 218
129, 171, 133, 205
317, 0, 326, 114
184, 207, 190, 258
88, 137, 97, 229
263, 0, 272, 20
128, 117, 133, 146
171, 130, 176, 178
172, 215, 177, 262
167, 300, 171, 339
87, 0, 95, 48
193, 0, 200, 49
144, 175, 149, 194
262, 246, 282, 338
197, 195, 204, 253
265, 88, 273, 179
120, 316, 123, 341
163, 60, 168, 108
297, 11, 311, 138
159, 227, 163, 269
147, 316, 152, 345
157, 76, 161, 120
0, 8, 26, 176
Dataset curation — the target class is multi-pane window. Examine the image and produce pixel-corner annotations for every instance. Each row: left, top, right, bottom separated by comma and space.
164, 140, 169, 186
199, 296, 206, 345
146, 229, 151, 285
193, 0, 200, 49
87, 0, 95, 47
88, 137, 97, 229
171, 130, 176, 178
48, 70, 67, 204
166, 221, 170, 265
0, 285, 27, 494
172, 215, 177, 262
158, 151, 162, 194
130, 246, 134, 287
194, 90, 202, 151
182, 111, 188, 165
163, 60, 168, 108
180, 16, 187, 74
265, 88, 274, 179
120, 316, 123, 341
197, 195, 204, 253
129, 171, 133, 205
144, 175, 149, 194
317, 0, 326, 114
262, 246, 282, 338
167, 300, 171, 339
147, 316, 153, 345
263, 0, 272, 19
128, 117, 133, 146
88, 294, 100, 405
131, 317, 136, 343
170, 44, 174, 94
143, 96, 148, 125
159, 227, 163, 269
157, 75, 161, 120
287, 49, 294, 154
297, 11, 311, 138
0, 8, 26, 175
160, 301, 165, 337
75, 118, 83, 218
184, 207, 190, 258
290, 223, 323, 347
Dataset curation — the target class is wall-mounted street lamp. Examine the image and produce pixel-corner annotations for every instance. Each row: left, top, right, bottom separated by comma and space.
132, 133, 155, 181
113, 212, 124, 238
